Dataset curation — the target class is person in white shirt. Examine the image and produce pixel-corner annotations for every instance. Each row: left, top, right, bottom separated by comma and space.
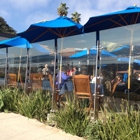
137, 73, 140, 81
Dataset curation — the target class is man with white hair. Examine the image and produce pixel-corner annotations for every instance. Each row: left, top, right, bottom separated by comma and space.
42, 64, 50, 76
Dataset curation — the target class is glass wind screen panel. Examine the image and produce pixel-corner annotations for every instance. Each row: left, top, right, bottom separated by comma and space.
57, 32, 96, 76
100, 24, 140, 102
30, 40, 55, 75
0, 48, 6, 86
8, 47, 27, 86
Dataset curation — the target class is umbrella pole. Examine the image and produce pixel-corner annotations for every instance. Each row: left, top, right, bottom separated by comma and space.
87, 49, 89, 66
18, 49, 22, 87
25, 48, 30, 93
127, 30, 134, 109
59, 38, 63, 84
4, 47, 8, 87
94, 40, 100, 119
52, 39, 57, 110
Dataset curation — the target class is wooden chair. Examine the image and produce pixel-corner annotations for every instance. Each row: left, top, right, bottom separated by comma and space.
48, 74, 63, 106
73, 75, 93, 110
7, 73, 17, 87
30, 73, 43, 90
48, 74, 53, 90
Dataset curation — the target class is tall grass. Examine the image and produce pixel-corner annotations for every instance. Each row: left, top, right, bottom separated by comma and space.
0, 88, 140, 139
0, 88, 52, 122
84, 103, 140, 140
17, 90, 52, 122
53, 96, 90, 137
0, 87, 22, 112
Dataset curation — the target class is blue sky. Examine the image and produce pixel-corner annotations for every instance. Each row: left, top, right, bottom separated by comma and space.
0, 0, 140, 33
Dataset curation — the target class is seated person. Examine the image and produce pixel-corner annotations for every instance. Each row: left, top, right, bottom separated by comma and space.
73, 66, 79, 75
79, 68, 88, 75
90, 73, 103, 84
67, 66, 74, 76
90, 75, 96, 83
137, 73, 140, 81
111, 75, 125, 95
56, 66, 71, 90
42, 64, 50, 79
90, 74, 104, 95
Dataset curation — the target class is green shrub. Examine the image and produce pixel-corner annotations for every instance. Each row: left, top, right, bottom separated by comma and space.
0, 88, 52, 122
0, 87, 22, 112
17, 90, 52, 122
85, 106, 140, 140
53, 96, 90, 137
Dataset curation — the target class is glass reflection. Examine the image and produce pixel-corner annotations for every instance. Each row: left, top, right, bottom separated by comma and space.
100, 23, 140, 102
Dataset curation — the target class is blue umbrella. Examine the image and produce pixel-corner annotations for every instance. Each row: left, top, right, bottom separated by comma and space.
117, 57, 140, 65
18, 16, 83, 108
84, 5, 140, 95
18, 16, 83, 43
0, 36, 32, 86
134, 59, 140, 65
0, 36, 32, 48
117, 57, 129, 62
70, 48, 116, 58
84, 6, 140, 32
70, 49, 87, 58
111, 45, 130, 55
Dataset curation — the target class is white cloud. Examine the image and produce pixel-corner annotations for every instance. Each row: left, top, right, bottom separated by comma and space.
7, 0, 51, 12
1, 0, 140, 32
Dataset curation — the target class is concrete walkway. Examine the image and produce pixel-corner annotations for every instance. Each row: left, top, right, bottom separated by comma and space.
0, 113, 84, 140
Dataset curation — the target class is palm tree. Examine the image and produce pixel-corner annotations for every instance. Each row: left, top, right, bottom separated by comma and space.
57, 3, 69, 16
71, 12, 81, 23
0, 17, 16, 34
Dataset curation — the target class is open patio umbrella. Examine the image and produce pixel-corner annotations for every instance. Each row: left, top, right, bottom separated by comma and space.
18, 16, 83, 43
84, 5, 140, 88
70, 48, 116, 80
70, 48, 116, 58
117, 57, 140, 65
84, 6, 140, 33
0, 36, 31, 48
84, 5, 140, 116
0, 36, 32, 87
18, 16, 83, 109
17, 16, 83, 75
134, 59, 140, 65
111, 45, 130, 55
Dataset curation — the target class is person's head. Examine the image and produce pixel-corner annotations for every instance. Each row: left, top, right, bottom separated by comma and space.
45, 64, 48, 68
81, 69, 87, 75
62, 66, 68, 73
90, 75, 94, 79
73, 66, 77, 71
70, 65, 73, 70
138, 73, 140, 78
116, 75, 121, 80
